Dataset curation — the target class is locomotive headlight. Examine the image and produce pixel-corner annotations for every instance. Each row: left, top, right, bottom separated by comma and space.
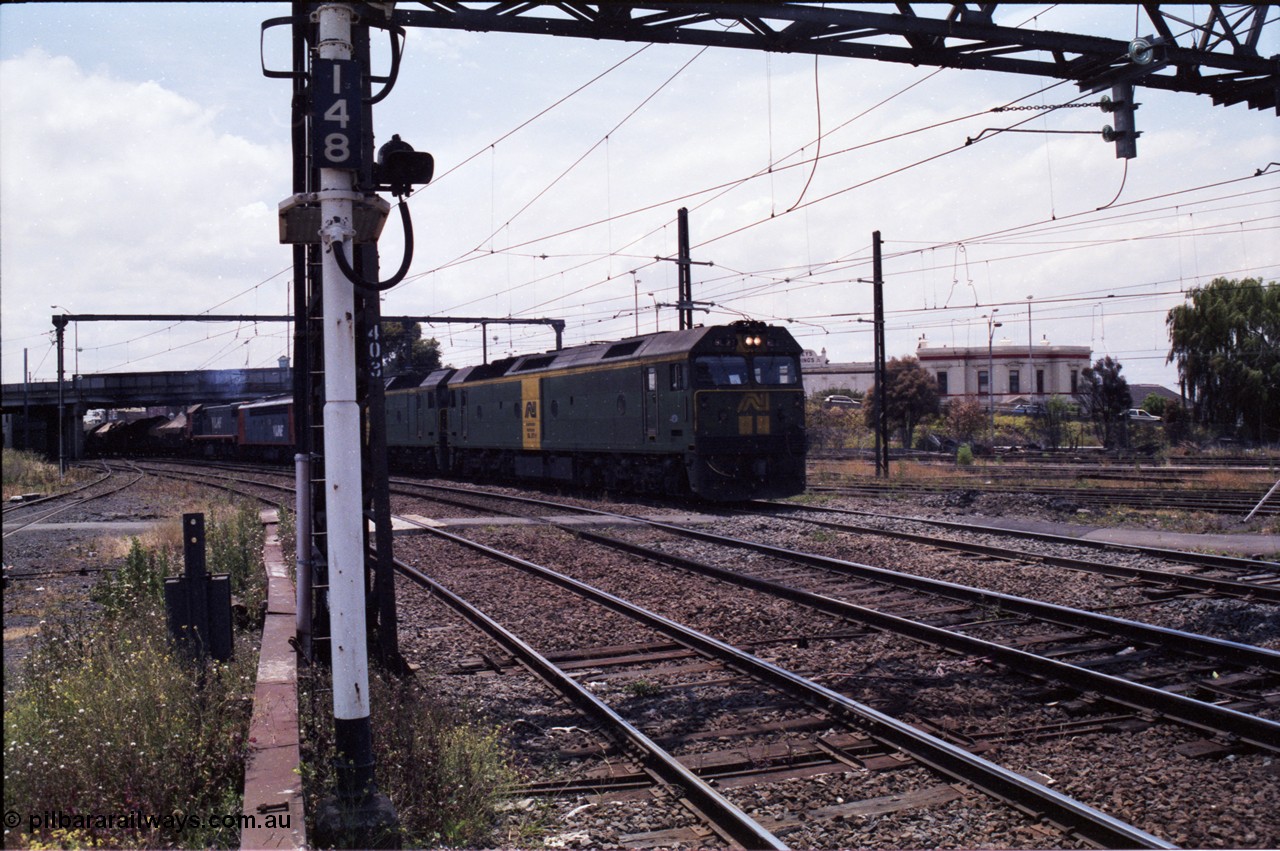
744, 335, 762, 347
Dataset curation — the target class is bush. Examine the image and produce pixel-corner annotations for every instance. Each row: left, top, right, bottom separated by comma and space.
956, 444, 975, 466
206, 501, 266, 619
93, 537, 171, 617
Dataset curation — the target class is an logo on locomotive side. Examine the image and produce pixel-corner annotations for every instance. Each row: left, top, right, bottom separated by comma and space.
737, 393, 770, 435
521, 377, 541, 449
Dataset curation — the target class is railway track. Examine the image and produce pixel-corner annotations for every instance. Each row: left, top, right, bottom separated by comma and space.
1, 461, 128, 539
811, 450, 1280, 471
746, 503, 1280, 604
119, 459, 296, 506
394, 517, 1173, 848
806, 478, 1280, 516
388, 482, 1279, 747
771, 504, 1277, 573
387, 479, 1278, 842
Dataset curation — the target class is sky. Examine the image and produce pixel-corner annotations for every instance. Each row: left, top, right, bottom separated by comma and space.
2, 3, 1277, 392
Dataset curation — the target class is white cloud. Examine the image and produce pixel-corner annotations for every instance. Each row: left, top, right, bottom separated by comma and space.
1, 48, 291, 380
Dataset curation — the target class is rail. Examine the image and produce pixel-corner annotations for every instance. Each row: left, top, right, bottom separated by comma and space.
392, 551, 787, 850
395, 517, 1173, 850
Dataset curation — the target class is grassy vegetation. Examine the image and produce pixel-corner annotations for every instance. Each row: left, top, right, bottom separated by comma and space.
624, 679, 663, 698
1, 448, 95, 500
299, 665, 520, 848
3, 500, 266, 849
279, 502, 524, 846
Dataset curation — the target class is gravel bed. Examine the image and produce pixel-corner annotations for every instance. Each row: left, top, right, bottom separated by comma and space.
392, 495, 1279, 848
708, 510, 1280, 650
394, 524, 1078, 848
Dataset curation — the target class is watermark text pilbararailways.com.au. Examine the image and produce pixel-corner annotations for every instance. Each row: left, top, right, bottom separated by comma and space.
5, 809, 291, 833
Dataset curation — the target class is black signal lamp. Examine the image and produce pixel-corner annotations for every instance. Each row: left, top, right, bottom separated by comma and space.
375, 134, 434, 197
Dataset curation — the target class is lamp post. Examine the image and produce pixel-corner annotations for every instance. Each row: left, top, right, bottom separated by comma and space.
51, 306, 71, 477
52, 306, 81, 377
986, 310, 1002, 440
1027, 295, 1035, 399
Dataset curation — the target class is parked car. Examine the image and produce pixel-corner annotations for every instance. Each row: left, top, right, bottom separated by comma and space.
823, 395, 861, 409
1120, 408, 1162, 422
1011, 403, 1046, 416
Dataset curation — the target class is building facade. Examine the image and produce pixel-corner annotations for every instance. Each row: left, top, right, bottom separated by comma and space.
801, 336, 1093, 406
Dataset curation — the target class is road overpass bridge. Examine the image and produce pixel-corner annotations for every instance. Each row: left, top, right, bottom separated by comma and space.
2, 367, 292, 460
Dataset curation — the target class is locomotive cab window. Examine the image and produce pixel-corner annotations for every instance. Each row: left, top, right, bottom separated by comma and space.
753, 355, 799, 385
694, 355, 749, 387
669, 363, 686, 391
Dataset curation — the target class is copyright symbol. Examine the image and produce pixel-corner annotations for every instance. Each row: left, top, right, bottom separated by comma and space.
3, 811, 21, 829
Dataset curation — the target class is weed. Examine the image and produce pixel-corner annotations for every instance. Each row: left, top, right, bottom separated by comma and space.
300, 665, 519, 848
624, 679, 663, 698
3, 606, 256, 849
92, 536, 171, 617
206, 501, 266, 619
4, 498, 266, 849
277, 506, 296, 580
1, 449, 94, 500
807, 529, 834, 545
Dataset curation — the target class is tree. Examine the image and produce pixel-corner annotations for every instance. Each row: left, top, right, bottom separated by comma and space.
1075, 356, 1131, 448
1166, 277, 1280, 442
945, 397, 986, 446
380, 321, 442, 379
864, 356, 939, 449
1039, 394, 1073, 451
1140, 393, 1168, 418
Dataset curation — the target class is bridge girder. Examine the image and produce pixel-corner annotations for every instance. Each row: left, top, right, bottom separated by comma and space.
388, 2, 1279, 112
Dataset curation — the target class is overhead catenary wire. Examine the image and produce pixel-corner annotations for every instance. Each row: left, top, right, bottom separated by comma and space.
432, 45, 713, 276
386, 25, 1275, 377
411, 63, 974, 287
428, 74, 1135, 322
505, 173, 1277, 333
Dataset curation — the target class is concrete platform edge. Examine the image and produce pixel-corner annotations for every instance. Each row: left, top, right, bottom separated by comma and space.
241, 510, 306, 850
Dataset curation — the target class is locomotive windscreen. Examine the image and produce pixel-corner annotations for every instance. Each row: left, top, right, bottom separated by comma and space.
694, 354, 800, 387
752, 356, 800, 385
694, 355, 748, 386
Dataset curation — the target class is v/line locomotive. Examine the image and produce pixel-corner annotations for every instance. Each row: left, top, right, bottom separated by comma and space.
93, 321, 808, 501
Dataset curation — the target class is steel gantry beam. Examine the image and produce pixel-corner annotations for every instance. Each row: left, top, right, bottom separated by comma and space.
391, 2, 1279, 113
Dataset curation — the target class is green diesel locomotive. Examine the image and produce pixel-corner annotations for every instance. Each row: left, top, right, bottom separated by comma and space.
385, 320, 807, 501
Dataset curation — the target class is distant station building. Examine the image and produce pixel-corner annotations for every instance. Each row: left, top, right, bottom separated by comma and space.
801, 336, 1093, 407
801, 348, 874, 396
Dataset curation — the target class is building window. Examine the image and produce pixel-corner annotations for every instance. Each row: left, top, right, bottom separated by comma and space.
1009, 369, 1020, 395
978, 369, 989, 394
936, 371, 948, 395
1036, 369, 1045, 395
1070, 369, 1079, 395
